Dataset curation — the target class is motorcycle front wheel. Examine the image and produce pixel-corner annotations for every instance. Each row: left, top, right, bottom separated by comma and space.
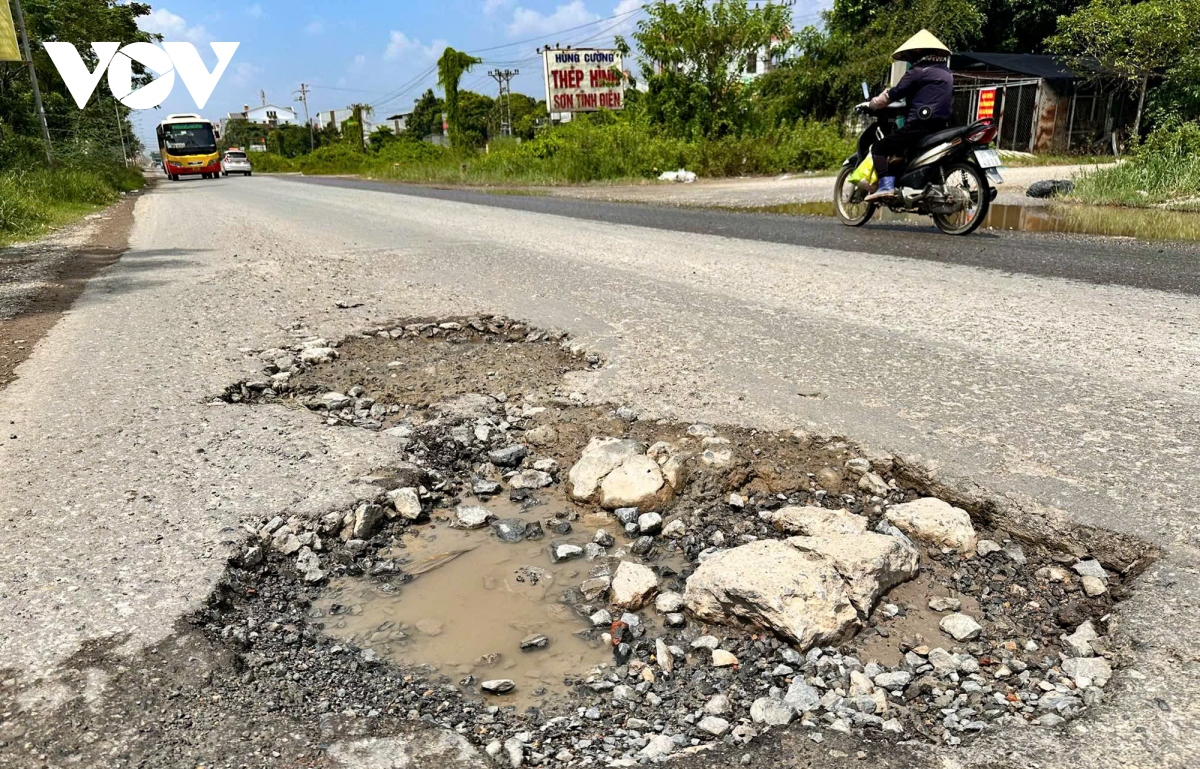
933, 162, 990, 235
834, 163, 877, 227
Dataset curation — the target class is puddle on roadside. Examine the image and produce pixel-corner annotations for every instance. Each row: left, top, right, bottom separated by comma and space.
729, 201, 1200, 241
851, 572, 981, 667
311, 497, 684, 710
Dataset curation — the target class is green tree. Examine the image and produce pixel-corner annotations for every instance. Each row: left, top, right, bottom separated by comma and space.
767, 0, 984, 123
436, 47, 482, 146
628, 0, 792, 138
1049, 0, 1200, 133
407, 89, 444, 138
1, 0, 154, 165
454, 90, 494, 147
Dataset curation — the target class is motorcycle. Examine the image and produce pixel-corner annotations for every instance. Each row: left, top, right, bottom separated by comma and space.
834, 82, 1002, 235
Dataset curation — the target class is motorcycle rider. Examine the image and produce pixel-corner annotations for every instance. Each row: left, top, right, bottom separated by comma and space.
864, 30, 955, 202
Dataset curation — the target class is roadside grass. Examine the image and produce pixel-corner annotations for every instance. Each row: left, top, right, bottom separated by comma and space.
251, 119, 856, 186
0, 164, 144, 246
1068, 122, 1200, 210
999, 152, 1115, 168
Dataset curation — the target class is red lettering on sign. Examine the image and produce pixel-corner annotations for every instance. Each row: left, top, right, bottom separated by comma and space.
553, 93, 574, 110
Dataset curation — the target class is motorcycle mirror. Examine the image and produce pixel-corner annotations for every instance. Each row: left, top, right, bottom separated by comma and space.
861, 81, 870, 100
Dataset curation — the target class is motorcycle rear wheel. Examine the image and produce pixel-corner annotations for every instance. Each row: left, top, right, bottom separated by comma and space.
932, 162, 990, 235
834, 163, 877, 227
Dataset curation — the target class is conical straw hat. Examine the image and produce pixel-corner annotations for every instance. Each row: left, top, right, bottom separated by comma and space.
893, 29, 951, 61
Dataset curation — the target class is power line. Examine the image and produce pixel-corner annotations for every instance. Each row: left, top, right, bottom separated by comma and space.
465, 6, 641, 55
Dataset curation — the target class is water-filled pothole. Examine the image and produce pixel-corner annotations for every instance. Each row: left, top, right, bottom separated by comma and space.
203, 316, 1160, 765
312, 500, 651, 710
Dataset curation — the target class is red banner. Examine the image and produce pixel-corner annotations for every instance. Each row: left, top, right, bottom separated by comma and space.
977, 88, 997, 120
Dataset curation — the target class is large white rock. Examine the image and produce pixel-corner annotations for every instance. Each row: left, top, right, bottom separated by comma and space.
567, 438, 643, 500
760, 506, 869, 536
786, 533, 919, 616
599, 455, 667, 510
611, 560, 659, 610
684, 539, 859, 650
885, 498, 978, 554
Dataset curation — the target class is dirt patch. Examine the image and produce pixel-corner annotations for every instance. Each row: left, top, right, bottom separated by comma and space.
0, 188, 142, 391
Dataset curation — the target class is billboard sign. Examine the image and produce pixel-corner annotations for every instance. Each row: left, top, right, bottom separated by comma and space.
543, 48, 623, 113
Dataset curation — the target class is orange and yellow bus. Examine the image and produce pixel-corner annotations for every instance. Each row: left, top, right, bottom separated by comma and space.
156, 113, 221, 181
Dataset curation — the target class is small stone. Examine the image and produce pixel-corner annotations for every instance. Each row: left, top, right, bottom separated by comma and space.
581, 576, 611, 602
976, 539, 1002, 556
1062, 657, 1112, 688
873, 671, 913, 689
664, 612, 686, 628
881, 718, 904, 734
712, 649, 738, 667
610, 561, 659, 610
590, 609, 612, 627
784, 679, 820, 713
928, 596, 962, 613
453, 505, 491, 529
491, 518, 528, 543
240, 545, 263, 567
631, 535, 655, 555
656, 638, 674, 675
750, 697, 794, 726
503, 737, 524, 768
387, 487, 422, 520
549, 542, 584, 563
295, 547, 324, 583
728, 493, 745, 508
351, 504, 385, 539
844, 458, 871, 476
704, 694, 730, 715
1081, 575, 1108, 596
1036, 566, 1071, 582
472, 479, 502, 496
639, 735, 676, 760
1072, 560, 1107, 580
638, 512, 663, 535
520, 634, 549, 651
858, 472, 889, 496
481, 679, 516, 694
1063, 621, 1098, 658
691, 635, 719, 650
614, 507, 640, 525
662, 519, 686, 538
594, 529, 616, 547
488, 445, 528, 467
940, 613, 983, 642
509, 470, 553, 489
697, 716, 730, 737
655, 591, 685, 613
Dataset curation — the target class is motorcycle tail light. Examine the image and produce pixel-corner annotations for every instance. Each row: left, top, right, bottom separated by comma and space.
967, 121, 998, 145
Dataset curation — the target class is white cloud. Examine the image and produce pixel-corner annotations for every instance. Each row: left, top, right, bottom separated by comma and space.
231, 61, 262, 86
384, 31, 445, 60
245, 4, 265, 19
506, 1, 598, 38
354, 54, 367, 69
483, 0, 512, 14
305, 19, 325, 35
137, 8, 208, 43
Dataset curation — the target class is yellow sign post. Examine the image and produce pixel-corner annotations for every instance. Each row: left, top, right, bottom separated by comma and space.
0, 1, 19, 61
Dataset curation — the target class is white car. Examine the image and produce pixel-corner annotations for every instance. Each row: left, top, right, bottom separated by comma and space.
221, 150, 252, 176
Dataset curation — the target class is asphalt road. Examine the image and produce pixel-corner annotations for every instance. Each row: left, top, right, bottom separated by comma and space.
0, 174, 1197, 768
298, 176, 1200, 295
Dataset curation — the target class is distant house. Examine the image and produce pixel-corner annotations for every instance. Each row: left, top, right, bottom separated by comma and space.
949, 53, 1136, 154
383, 112, 411, 133
220, 103, 299, 137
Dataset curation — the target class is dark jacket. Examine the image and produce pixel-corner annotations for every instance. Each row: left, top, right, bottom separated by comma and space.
889, 60, 953, 124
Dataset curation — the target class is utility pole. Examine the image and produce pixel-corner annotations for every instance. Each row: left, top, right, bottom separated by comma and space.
294, 82, 314, 151
113, 99, 128, 165
487, 68, 518, 138
11, 0, 51, 163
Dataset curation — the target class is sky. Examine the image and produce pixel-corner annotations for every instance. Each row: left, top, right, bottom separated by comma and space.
129, 0, 831, 148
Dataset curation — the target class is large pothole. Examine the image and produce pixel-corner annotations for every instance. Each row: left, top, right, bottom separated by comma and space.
202, 316, 1158, 767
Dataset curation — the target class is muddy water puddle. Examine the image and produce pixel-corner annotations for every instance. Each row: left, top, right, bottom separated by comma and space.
312, 498, 678, 710
733, 201, 1200, 241
852, 572, 981, 667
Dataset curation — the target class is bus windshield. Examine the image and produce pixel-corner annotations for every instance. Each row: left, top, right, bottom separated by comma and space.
161, 123, 217, 155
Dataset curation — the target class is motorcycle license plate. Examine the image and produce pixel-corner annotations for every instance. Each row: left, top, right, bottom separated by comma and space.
985, 167, 1004, 184
974, 149, 1003, 168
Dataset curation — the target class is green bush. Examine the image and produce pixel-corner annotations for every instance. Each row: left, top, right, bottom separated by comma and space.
1072, 121, 1200, 207
298, 144, 367, 175
249, 152, 298, 173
